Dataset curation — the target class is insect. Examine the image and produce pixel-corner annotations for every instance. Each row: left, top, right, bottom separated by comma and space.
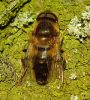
21, 10, 65, 85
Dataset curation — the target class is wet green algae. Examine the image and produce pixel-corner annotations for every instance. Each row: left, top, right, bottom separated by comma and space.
0, 0, 90, 100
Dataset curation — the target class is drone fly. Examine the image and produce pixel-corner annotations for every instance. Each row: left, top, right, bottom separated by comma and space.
21, 10, 65, 85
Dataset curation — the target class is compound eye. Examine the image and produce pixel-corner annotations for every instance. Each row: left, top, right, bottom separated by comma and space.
36, 10, 58, 22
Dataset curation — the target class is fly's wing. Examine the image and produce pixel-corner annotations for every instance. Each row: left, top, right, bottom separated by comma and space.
49, 34, 65, 85
55, 34, 66, 84
17, 35, 35, 84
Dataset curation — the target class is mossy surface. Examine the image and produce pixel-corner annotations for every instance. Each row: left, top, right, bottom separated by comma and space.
0, 0, 90, 100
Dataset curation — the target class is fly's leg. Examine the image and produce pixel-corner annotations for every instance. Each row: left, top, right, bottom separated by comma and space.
16, 55, 30, 85
20, 57, 29, 83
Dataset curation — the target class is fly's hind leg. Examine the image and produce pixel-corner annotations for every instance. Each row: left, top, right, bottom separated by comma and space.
16, 52, 30, 85
20, 57, 29, 84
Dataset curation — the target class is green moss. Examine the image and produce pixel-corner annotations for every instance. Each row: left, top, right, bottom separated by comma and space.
0, 91, 7, 100
0, 0, 31, 27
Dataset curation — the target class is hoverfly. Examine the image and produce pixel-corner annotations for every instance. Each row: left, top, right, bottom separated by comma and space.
21, 10, 65, 85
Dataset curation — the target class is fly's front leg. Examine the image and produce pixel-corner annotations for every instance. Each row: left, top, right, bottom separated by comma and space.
15, 57, 29, 85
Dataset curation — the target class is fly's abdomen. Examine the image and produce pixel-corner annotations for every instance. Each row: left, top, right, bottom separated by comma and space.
33, 46, 52, 85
